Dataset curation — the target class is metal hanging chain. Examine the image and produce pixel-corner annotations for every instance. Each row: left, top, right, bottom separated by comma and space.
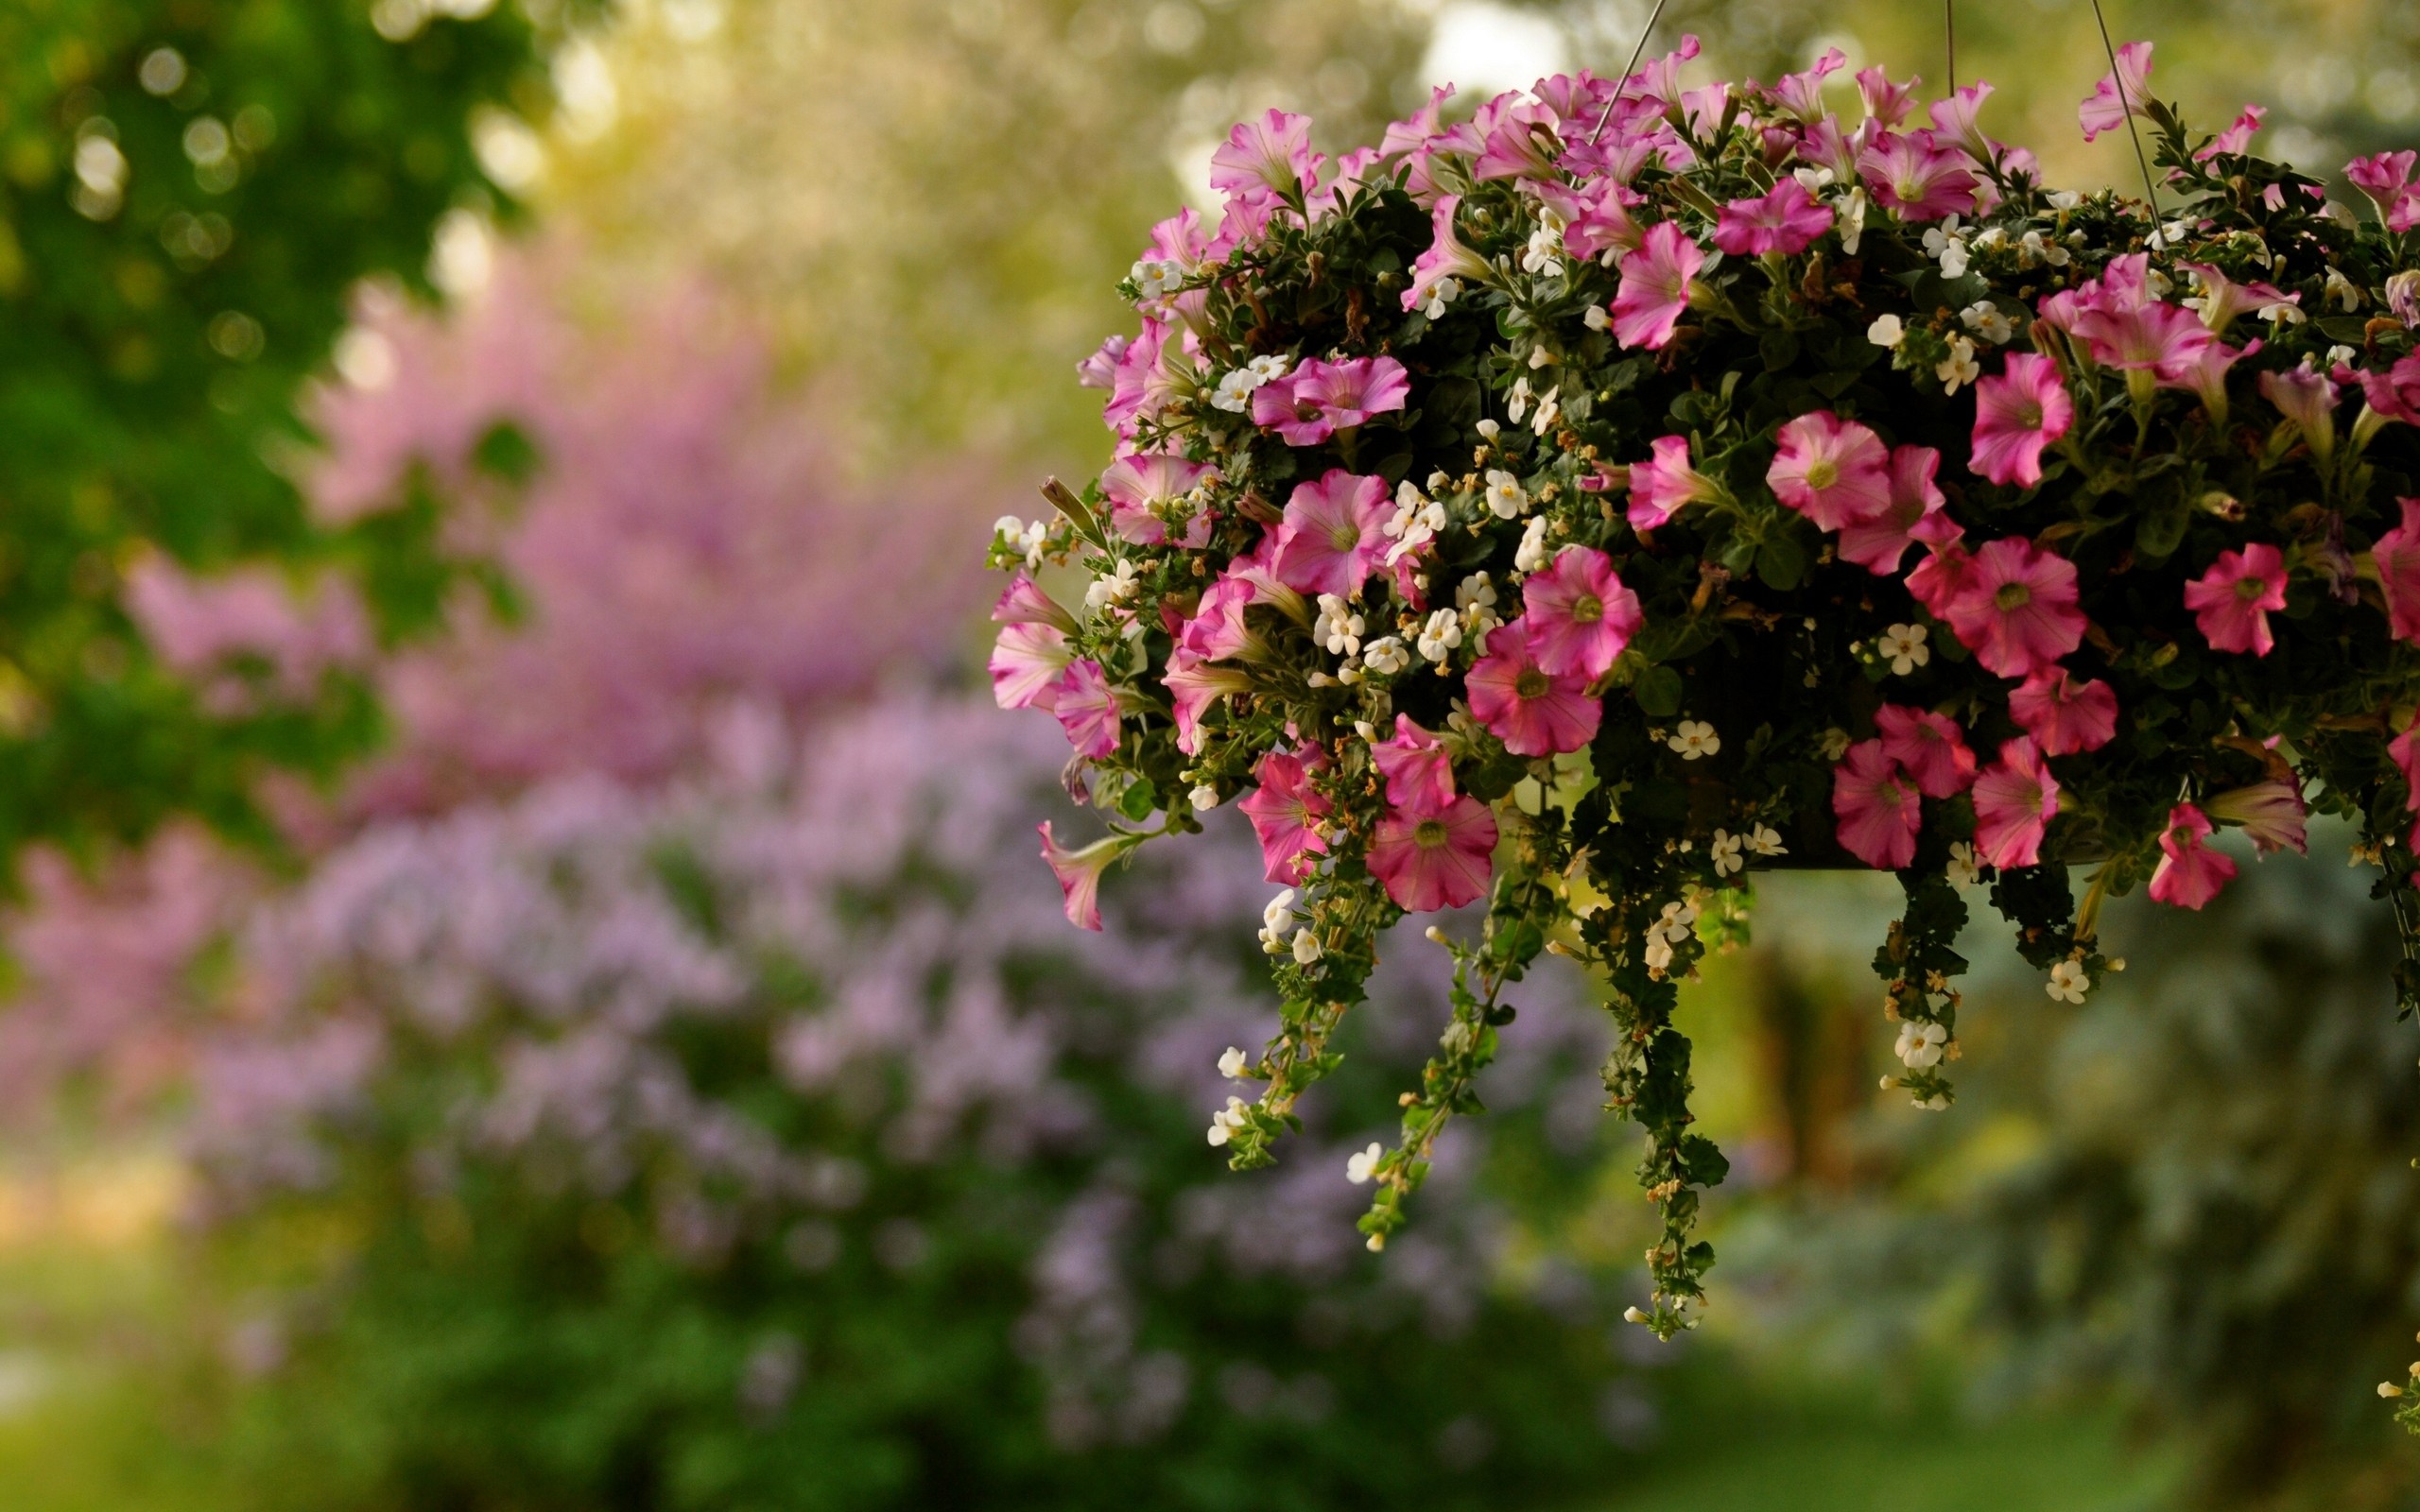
2086, 0, 2164, 228
1590, 0, 1675, 144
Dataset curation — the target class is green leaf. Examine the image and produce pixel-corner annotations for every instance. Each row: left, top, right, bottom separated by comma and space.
1634, 664, 1684, 717
1118, 779, 1158, 820
1754, 534, 1807, 590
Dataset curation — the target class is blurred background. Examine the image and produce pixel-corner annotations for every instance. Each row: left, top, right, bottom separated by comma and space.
5, 1, 2420, 1508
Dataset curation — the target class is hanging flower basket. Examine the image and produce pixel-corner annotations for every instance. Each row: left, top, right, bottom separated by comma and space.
988, 37, 2420, 1376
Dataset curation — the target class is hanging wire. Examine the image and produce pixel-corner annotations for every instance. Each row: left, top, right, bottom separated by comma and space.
2086, 0, 2165, 232
1944, 0, 1957, 92
1590, 0, 1675, 144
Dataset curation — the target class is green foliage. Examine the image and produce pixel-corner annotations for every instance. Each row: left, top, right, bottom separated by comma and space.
0, 0, 558, 870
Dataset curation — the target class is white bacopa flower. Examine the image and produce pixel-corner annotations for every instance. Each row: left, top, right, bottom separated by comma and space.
1455, 572, 1497, 614
1937, 334, 1980, 395
2326, 266, 2364, 312
1945, 840, 1980, 887
1923, 216, 1968, 277
1361, 636, 1410, 676
2046, 959, 2090, 1004
1668, 720, 1720, 760
1084, 558, 1142, 610
1876, 622, 1929, 675
1207, 1095, 1251, 1146
1837, 185, 1867, 255
2260, 300, 2306, 325
1416, 607, 1464, 662
1247, 353, 1290, 381
1520, 223, 1563, 277
1421, 276, 1461, 318
1475, 418, 1501, 440
1792, 165, 1835, 193
1866, 312, 1905, 349
1914, 1092, 1951, 1111
2015, 228, 2070, 268
1129, 256, 1183, 300
1583, 302, 1610, 332
1211, 369, 1260, 412
1258, 887, 1296, 952
2327, 343, 2360, 369
1483, 468, 1529, 520
1292, 926, 1323, 965
1893, 1020, 1949, 1070
1709, 829, 1744, 877
1531, 386, 1561, 434
1219, 1045, 1250, 1079
1819, 727, 1852, 761
1189, 783, 1220, 811
1346, 1142, 1384, 1184
2046, 190, 2083, 212
1960, 301, 2015, 344
1507, 376, 1533, 425
1314, 593, 1365, 657
1746, 823, 1787, 857
1513, 515, 1551, 574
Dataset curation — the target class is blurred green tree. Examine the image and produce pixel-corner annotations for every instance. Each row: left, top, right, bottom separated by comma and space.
0, 0, 560, 871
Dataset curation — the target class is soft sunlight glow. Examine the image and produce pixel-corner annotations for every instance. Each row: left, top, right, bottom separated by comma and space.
1418, 1, 1568, 98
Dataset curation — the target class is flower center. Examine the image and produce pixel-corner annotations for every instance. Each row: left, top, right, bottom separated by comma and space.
2017, 401, 2043, 430
1572, 593, 1603, 625
1328, 523, 1360, 551
1804, 458, 1840, 490
1413, 818, 1449, 850
1515, 668, 1550, 699
1995, 581, 2031, 611
2235, 576, 2268, 601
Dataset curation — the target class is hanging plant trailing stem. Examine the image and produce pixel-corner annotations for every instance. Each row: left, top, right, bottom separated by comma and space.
987, 39, 2420, 1374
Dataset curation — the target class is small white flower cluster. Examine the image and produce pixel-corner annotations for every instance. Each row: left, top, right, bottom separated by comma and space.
1219, 1045, 1251, 1079
1206, 1094, 1252, 1146
1667, 719, 1720, 760
1513, 515, 1552, 575
2045, 959, 2090, 1003
993, 514, 1054, 570
1945, 840, 1980, 887
1451, 571, 1502, 656
1314, 593, 1365, 657
1416, 607, 1464, 662
1707, 824, 1786, 876
1876, 622, 1929, 675
1210, 352, 1290, 413
1085, 558, 1141, 612
1642, 898, 1698, 972
1345, 1141, 1384, 1185
1483, 467, 1530, 520
1960, 301, 2015, 345
1382, 477, 1448, 564
1508, 376, 1560, 435
1923, 216, 1970, 279
1893, 1019, 1948, 1069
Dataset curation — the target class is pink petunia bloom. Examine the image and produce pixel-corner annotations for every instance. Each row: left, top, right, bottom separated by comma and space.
1796, 112, 1865, 183
2393, 722, 2420, 847
1371, 715, 1456, 816
1942, 536, 2085, 679
1610, 222, 1705, 350
1162, 647, 1254, 754
1905, 540, 1978, 622
2179, 263, 2294, 336
1627, 435, 1725, 529
1876, 704, 1976, 799
1857, 130, 1978, 222
1970, 352, 2075, 489
1857, 64, 1922, 129
2078, 40, 2153, 143
1272, 470, 1392, 597
2192, 104, 2266, 163
1927, 82, 1998, 165
1768, 410, 1892, 530
2182, 541, 2289, 656
1840, 444, 1961, 574
1465, 617, 1601, 757
1768, 47, 1846, 122
1180, 574, 1266, 663
1403, 194, 1494, 313
1379, 82, 1456, 157
992, 570, 1077, 633
1368, 795, 1498, 913
1679, 81, 1732, 140
2262, 361, 2343, 459
1100, 451, 1218, 546
1049, 659, 1122, 759
1076, 334, 1129, 389
1831, 739, 1921, 869
1209, 108, 1322, 200
2148, 803, 2238, 910
1236, 746, 1333, 884
2008, 668, 2119, 756
1712, 178, 1835, 256
1970, 736, 2060, 869
2068, 294, 2212, 384
1547, 177, 1646, 264
991, 623, 1073, 710
1521, 546, 1643, 679
1470, 99, 1564, 182
2372, 496, 2420, 642
2346, 150, 2417, 221
2348, 352, 2420, 427
1038, 822, 1116, 931
1252, 356, 1410, 445
2206, 778, 2308, 855
2167, 337, 2257, 424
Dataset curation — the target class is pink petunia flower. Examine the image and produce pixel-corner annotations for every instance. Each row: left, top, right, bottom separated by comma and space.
2261, 360, 2342, 459
2206, 778, 2308, 855
1465, 617, 1601, 757
1180, 575, 1269, 663
2148, 803, 2238, 910
1971, 736, 2060, 869
1162, 647, 1254, 754
1470, 99, 1564, 182
1941, 537, 2085, 679
1251, 356, 1410, 445
2067, 284, 2213, 384
992, 570, 1078, 633
1831, 739, 1921, 869
1049, 659, 1122, 759
1876, 704, 1977, 799
2182, 541, 2288, 656
1840, 444, 1961, 574
1100, 451, 1219, 546
1076, 334, 1129, 389
2393, 721, 2420, 847
1236, 745, 1332, 884
1905, 540, 1978, 622
2007, 668, 2119, 756
1371, 715, 1456, 816
1927, 82, 1998, 165
2167, 337, 2258, 425
991, 623, 1073, 711
2346, 150, 2417, 221
2192, 104, 2265, 163
1970, 352, 2075, 488
1857, 64, 1922, 129
1548, 178, 1646, 264
2179, 263, 2294, 335
1368, 795, 1498, 913
1209, 109, 1322, 200
1857, 130, 1978, 222
1768, 47, 1846, 122
1403, 195, 1493, 314
1768, 410, 1892, 530
1711, 178, 1835, 256
1038, 822, 1117, 931
2078, 40, 2153, 143
1627, 435, 1726, 529
1610, 221, 1705, 350
1272, 470, 1392, 597
2371, 496, 2420, 642
1521, 547, 1644, 679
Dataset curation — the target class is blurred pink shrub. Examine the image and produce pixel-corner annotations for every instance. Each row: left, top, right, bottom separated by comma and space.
123, 560, 374, 716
